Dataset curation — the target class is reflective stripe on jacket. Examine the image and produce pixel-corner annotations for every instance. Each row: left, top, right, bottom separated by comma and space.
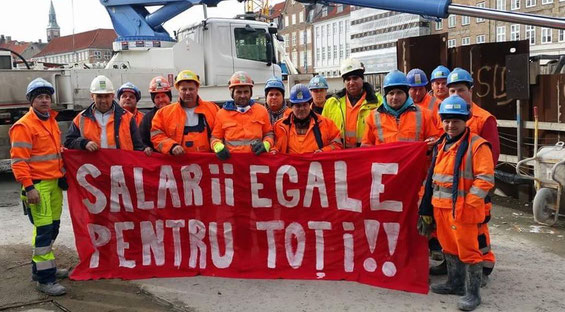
431, 129, 495, 223
151, 99, 219, 153
321, 82, 382, 148
9, 108, 64, 188
64, 102, 145, 151
211, 103, 274, 153
362, 104, 440, 145
415, 93, 441, 128
273, 112, 342, 154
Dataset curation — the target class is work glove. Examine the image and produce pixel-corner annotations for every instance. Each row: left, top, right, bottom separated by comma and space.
213, 142, 230, 161
417, 215, 434, 238
251, 140, 270, 155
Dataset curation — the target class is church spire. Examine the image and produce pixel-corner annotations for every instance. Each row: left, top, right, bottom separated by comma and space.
47, 0, 60, 42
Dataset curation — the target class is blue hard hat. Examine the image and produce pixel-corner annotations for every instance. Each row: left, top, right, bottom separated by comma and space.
308, 75, 329, 90
447, 67, 474, 87
430, 65, 450, 82
406, 68, 429, 87
289, 84, 312, 104
438, 95, 470, 118
383, 70, 409, 89
26, 78, 54, 102
117, 82, 141, 101
264, 77, 285, 95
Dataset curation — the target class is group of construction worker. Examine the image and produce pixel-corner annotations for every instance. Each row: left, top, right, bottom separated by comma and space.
10, 57, 499, 311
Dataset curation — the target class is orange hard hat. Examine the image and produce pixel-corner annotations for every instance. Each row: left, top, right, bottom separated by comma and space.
228, 71, 254, 89
149, 76, 171, 93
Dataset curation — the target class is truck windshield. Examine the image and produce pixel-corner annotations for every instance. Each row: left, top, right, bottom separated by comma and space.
234, 28, 268, 63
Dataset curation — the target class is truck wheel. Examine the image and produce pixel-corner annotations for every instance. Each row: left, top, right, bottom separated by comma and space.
532, 188, 557, 225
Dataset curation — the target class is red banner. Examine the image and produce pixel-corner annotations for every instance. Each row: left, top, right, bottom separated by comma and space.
63, 142, 429, 294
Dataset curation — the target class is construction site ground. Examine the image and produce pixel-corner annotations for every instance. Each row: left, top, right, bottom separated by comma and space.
1, 173, 564, 312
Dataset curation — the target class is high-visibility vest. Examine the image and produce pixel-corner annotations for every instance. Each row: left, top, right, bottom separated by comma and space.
151, 99, 219, 153
273, 112, 342, 154
9, 108, 64, 188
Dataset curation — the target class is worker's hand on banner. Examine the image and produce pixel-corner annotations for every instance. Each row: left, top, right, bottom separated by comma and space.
143, 147, 152, 156
417, 215, 434, 237
85, 141, 99, 152
314, 149, 323, 153
424, 136, 438, 151
213, 142, 230, 160
171, 145, 184, 155
251, 141, 270, 155
26, 188, 40, 204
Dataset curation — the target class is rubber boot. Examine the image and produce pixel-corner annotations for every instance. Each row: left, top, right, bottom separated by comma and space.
429, 260, 447, 275
458, 263, 483, 311
36, 282, 66, 296
430, 254, 465, 295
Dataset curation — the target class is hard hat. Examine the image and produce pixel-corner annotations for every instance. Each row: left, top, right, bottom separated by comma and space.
90, 75, 115, 94
264, 77, 285, 95
26, 78, 54, 102
228, 71, 254, 89
149, 76, 172, 93
447, 67, 474, 87
175, 70, 200, 88
383, 70, 409, 89
406, 68, 429, 87
438, 94, 470, 119
117, 82, 141, 102
308, 75, 329, 90
340, 58, 365, 78
430, 65, 450, 81
289, 84, 312, 104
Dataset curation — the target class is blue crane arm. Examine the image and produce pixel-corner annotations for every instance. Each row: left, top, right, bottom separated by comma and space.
99, 0, 224, 42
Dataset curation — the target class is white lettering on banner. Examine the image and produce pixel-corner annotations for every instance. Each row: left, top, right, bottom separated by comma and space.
250, 165, 272, 208
256, 221, 285, 268
77, 164, 107, 214
209, 164, 221, 205
276, 165, 300, 208
188, 219, 207, 269
285, 222, 306, 268
134, 167, 155, 210
209, 222, 234, 268
110, 166, 134, 212
223, 164, 235, 206
363, 220, 380, 272
180, 164, 203, 206
335, 161, 362, 212
87, 224, 111, 268
303, 162, 329, 207
370, 163, 403, 212
165, 220, 186, 268
158, 165, 181, 208
141, 220, 165, 266
307, 221, 331, 270
382, 223, 400, 277
115, 222, 136, 268
342, 222, 355, 272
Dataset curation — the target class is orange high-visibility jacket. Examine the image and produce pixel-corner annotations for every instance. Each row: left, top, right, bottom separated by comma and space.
431, 129, 495, 224
415, 93, 441, 127
211, 101, 274, 153
273, 112, 343, 154
467, 102, 494, 135
64, 103, 145, 151
9, 108, 64, 188
151, 99, 219, 153
131, 109, 144, 126
362, 104, 440, 145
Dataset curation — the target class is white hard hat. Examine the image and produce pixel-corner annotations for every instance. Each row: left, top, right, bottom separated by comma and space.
90, 75, 115, 94
340, 58, 365, 77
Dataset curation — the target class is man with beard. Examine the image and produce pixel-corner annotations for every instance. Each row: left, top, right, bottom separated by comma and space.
139, 76, 172, 149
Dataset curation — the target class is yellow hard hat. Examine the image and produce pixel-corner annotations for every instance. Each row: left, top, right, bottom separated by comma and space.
175, 70, 200, 88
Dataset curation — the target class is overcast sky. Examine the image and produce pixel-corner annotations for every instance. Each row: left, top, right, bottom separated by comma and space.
0, 0, 282, 42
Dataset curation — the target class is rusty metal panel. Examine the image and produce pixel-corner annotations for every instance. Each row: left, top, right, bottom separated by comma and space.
448, 40, 530, 121
530, 74, 565, 144
396, 33, 448, 77
506, 54, 530, 100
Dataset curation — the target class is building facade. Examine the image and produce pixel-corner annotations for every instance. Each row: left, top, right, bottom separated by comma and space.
313, 4, 352, 78
349, 8, 431, 73
278, 0, 315, 73
432, 0, 565, 55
